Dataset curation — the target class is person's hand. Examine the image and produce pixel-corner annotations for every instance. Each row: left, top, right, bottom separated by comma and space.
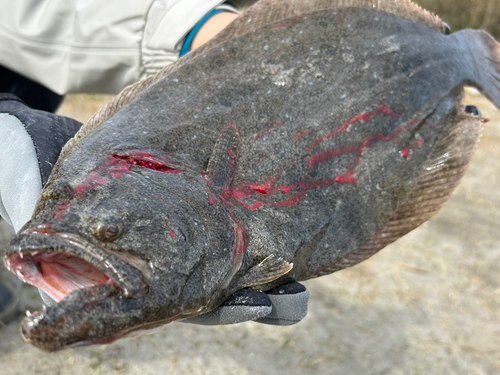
181, 282, 309, 326
1, 95, 310, 326
0, 94, 82, 231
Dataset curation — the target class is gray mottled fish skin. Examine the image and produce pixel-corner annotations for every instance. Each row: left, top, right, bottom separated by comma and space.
5, 3, 500, 351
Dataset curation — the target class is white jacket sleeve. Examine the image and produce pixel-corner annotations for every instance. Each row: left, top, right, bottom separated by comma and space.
0, 0, 238, 95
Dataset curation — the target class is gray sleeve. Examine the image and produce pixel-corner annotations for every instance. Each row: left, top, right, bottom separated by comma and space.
0, 0, 234, 95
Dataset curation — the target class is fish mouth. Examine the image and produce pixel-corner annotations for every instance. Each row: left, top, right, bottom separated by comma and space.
4, 227, 148, 304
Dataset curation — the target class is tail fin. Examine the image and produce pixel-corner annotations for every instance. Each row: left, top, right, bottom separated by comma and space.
457, 30, 500, 109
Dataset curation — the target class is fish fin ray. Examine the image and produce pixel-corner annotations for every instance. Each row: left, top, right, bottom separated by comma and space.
238, 255, 293, 288
61, 0, 445, 160
311, 116, 482, 277
206, 124, 241, 191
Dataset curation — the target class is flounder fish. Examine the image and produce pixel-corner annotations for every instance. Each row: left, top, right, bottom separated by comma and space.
5, 0, 500, 351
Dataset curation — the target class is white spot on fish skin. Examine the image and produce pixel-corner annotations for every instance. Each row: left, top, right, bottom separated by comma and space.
342, 53, 355, 63
192, 135, 197, 140
263, 45, 269, 51
173, 78, 179, 83
143, 131, 148, 135
374, 17, 379, 21
194, 115, 198, 119
374, 72, 379, 79
267, 89, 272, 94
376, 184, 382, 191
206, 107, 210, 110
340, 93, 347, 99
246, 18, 252, 23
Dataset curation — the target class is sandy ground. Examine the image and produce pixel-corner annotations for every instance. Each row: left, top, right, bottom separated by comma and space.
0, 88, 499, 374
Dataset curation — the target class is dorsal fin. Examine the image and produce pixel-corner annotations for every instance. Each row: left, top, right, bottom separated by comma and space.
60, 0, 444, 159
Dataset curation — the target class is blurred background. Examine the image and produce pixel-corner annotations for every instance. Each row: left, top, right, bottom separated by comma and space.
415, 0, 500, 39
1, 1, 500, 374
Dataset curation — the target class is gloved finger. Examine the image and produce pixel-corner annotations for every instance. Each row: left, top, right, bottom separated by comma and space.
180, 288, 272, 325
255, 282, 310, 326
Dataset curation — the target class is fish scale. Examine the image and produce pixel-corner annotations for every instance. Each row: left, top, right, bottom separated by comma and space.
4, 0, 500, 351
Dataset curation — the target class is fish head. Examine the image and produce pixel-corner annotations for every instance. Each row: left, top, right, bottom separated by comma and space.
4, 150, 241, 351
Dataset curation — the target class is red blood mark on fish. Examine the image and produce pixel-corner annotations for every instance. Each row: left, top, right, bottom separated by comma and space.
308, 103, 397, 152
309, 117, 424, 169
225, 177, 346, 210
73, 151, 184, 198
255, 122, 283, 141
337, 16, 342, 22
109, 160, 132, 178
308, 143, 360, 169
224, 106, 428, 211
400, 147, 411, 159
54, 200, 71, 221
412, 138, 425, 148
295, 128, 319, 142
209, 195, 216, 205
86, 172, 108, 186
170, 231, 175, 239
232, 220, 248, 260
112, 152, 185, 174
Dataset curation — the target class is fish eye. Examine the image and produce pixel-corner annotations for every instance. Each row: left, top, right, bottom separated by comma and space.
464, 105, 482, 118
96, 217, 124, 242
443, 22, 451, 35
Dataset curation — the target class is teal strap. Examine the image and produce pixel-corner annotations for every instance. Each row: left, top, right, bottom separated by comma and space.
179, 9, 226, 57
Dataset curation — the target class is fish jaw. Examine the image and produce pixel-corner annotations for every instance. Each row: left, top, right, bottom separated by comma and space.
3, 229, 156, 351
5, 228, 148, 300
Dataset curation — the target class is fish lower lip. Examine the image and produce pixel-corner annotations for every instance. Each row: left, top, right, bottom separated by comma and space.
5, 230, 148, 301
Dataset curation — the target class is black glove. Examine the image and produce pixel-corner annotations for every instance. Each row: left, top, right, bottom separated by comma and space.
1, 95, 310, 326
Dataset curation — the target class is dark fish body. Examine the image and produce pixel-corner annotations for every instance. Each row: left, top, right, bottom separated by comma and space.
4, 0, 500, 351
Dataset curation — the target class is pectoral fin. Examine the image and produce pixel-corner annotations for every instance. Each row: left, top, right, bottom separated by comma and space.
206, 124, 240, 191
238, 255, 293, 289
